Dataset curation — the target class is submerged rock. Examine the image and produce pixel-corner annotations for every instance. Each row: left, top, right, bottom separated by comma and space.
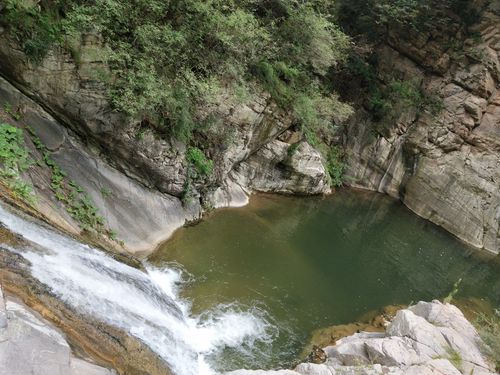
228, 301, 498, 375
304, 304, 404, 354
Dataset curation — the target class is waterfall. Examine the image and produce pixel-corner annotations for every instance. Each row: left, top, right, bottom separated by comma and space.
0, 204, 273, 375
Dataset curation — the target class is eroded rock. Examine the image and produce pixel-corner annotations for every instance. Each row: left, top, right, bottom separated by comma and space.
227, 301, 498, 375
0, 286, 113, 375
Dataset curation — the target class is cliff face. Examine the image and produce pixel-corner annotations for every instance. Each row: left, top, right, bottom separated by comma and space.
0, 33, 329, 254
342, 3, 499, 253
0, 3, 498, 255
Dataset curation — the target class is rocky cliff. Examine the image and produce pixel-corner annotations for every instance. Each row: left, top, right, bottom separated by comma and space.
0, 1, 498, 257
341, 2, 500, 253
0, 33, 329, 254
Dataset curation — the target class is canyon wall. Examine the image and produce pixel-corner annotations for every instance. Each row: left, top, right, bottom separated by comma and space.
0, 34, 329, 254
0, 3, 498, 254
342, 3, 499, 253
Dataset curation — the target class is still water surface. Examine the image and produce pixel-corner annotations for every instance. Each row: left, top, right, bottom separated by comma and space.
150, 190, 500, 372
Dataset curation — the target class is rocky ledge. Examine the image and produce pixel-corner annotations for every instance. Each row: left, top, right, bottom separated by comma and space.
0, 286, 113, 375
228, 301, 498, 375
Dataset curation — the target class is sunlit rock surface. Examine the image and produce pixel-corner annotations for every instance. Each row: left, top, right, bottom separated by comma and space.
228, 301, 498, 375
0, 287, 114, 375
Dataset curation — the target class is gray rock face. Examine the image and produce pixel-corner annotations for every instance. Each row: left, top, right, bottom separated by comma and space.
0, 34, 329, 202
210, 140, 330, 207
0, 76, 200, 254
227, 301, 498, 375
0, 287, 113, 375
343, 6, 500, 253
0, 35, 330, 253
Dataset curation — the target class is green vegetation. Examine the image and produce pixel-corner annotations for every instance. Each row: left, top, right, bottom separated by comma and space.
1, 0, 353, 148
182, 146, 212, 205
3, 103, 22, 121
0, 118, 120, 242
369, 79, 423, 121
0, 123, 36, 204
446, 348, 463, 369
444, 278, 462, 303
2, 0, 63, 62
326, 146, 346, 187
28, 127, 112, 236
181, 170, 195, 207
186, 147, 213, 177
345, 55, 443, 135
100, 187, 113, 198
475, 312, 500, 372
337, 0, 482, 37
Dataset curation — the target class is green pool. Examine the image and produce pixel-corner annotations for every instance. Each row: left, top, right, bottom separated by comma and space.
149, 190, 500, 372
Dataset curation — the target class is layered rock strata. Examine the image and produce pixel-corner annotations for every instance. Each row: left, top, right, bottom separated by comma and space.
343, 4, 500, 253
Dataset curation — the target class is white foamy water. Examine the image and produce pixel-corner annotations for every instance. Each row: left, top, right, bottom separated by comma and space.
0, 205, 273, 375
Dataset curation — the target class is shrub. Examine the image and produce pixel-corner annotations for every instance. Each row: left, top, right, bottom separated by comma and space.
326, 146, 346, 187
367, 79, 431, 127
3, 0, 62, 62
0, 123, 36, 204
2, 0, 353, 147
0, 123, 30, 172
186, 147, 213, 177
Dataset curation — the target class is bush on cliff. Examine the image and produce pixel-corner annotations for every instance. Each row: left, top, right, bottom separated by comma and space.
1, 0, 353, 146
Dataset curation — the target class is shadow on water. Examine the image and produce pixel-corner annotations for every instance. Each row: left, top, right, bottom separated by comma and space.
150, 189, 500, 372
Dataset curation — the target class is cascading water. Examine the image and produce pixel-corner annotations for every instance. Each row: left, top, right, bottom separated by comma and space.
0, 204, 275, 375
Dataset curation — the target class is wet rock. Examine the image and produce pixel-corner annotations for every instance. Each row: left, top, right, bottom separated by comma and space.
0, 249, 172, 375
305, 304, 404, 353
344, 6, 500, 254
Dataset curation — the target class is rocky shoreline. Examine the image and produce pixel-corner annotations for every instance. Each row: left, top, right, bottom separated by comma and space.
228, 301, 498, 375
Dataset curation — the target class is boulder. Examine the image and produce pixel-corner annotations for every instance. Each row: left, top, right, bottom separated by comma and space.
227, 140, 331, 197
228, 301, 498, 375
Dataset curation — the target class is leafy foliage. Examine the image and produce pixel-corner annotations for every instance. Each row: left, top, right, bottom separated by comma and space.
0, 123, 36, 204
186, 147, 213, 177
344, 54, 443, 134
337, 0, 482, 37
1, 0, 353, 146
326, 146, 346, 187
0, 123, 30, 173
2, 0, 63, 62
